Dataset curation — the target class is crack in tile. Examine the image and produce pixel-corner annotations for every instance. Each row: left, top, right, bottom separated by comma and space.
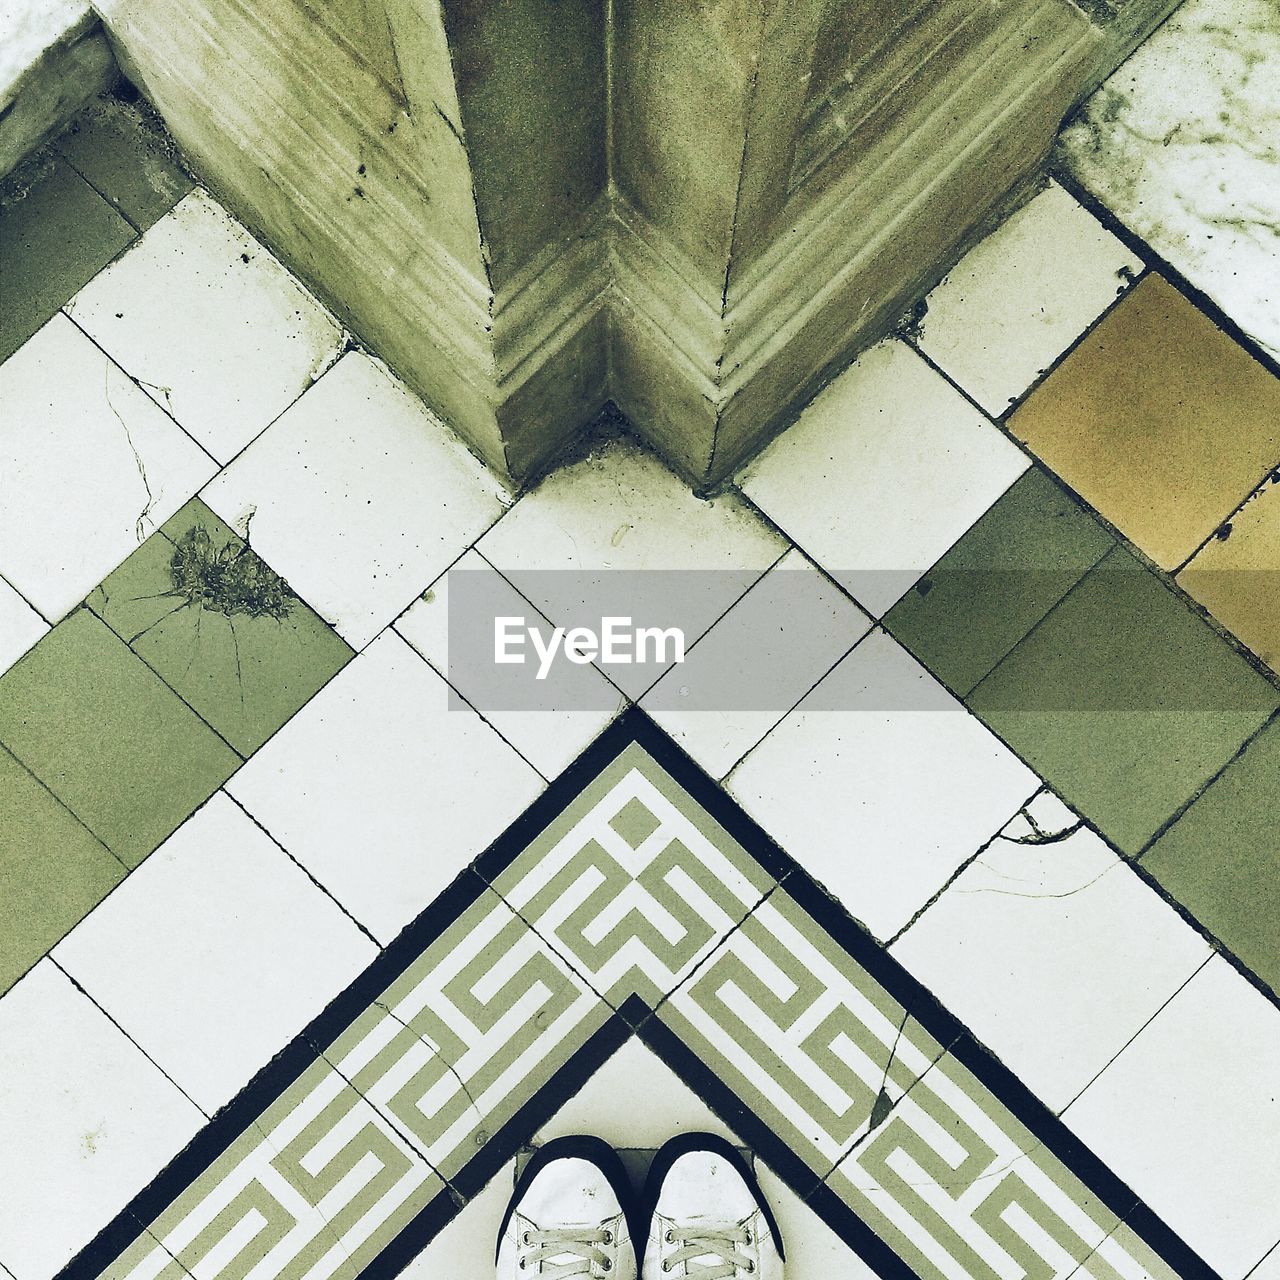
368, 996, 488, 1140
953, 855, 1120, 902
102, 363, 156, 542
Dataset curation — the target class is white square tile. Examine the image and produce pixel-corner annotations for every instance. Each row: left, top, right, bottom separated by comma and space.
739, 340, 1028, 617
1064, 956, 1280, 1279
0, 315, 216, 620
203, 350, 509, 648
890, 823, 1212, 1112
0, 578, 47, 676
395, 550, 625, 780
227, 629, 544, 944
642, 550, 871, 779
0, 960, 204, 1280
479, 438, 786, 697
66, 188, 343, 462
916, 181, 1142, 414
727, 629, 1040, 940
53, 793, 377, 1115
535, 1039, 737, 1150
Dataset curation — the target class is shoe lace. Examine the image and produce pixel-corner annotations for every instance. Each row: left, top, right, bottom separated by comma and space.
520, 1226, 614, 1276
661, 1225, 754, 1278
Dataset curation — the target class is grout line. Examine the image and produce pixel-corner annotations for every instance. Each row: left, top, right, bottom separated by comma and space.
1244, 1238, 1280, 1280
307, 1033, 443, 1181
716, 624, 875, 784
645, 880, 783, 1025
825, 1013, 961, 1178
883, 817, 1021, 951
624, 541, 793, 706
221, 789, 383, 951
1171, 463, 1280, 578
483, 888, 614, 1014
0, 788, 227, 1000
56, 151, 148, 237
82, 604, 247, 762
120, 1217, 199, 1280
728, 487, 872, 617
471, 547, 631, 704
1133, 704, 1280, 861
390, 617, 559, 784
1058, 953, 1214, 1117
958, 542, 1121, 700
48, 955, 211, 1120
1050, 164, 1280, 386
910, 264, 1148, 433
992, 264, 1151, 426
0, 569, 54, 628
0, 740, 132, 872
59, 309, 222, 474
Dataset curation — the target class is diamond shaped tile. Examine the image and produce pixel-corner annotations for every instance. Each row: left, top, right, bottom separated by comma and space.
88, 499, 353, 755
0, 608, 239, 866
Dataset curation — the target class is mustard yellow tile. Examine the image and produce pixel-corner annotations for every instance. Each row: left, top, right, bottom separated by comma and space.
1008, 275, 1280, 569
1177, 474, 1280, 671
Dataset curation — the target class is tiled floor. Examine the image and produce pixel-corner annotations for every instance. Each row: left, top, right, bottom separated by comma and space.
2, 77, 1279, 1280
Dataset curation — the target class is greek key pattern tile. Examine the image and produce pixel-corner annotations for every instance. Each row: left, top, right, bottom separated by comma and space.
67, 717, 1207, 1280
321, 891, 608, 1182
493, 743, 776, 1007
103, 1058, 442, 1280
828, 1051, 1177, 1280
658, 888, 954, 1180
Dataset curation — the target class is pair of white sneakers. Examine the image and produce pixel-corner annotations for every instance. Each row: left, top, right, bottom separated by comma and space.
495, 1133, 785, 1279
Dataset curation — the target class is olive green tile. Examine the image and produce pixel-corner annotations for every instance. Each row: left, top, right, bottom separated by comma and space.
0, 609, 239, 866
0, 745, 125, 993
88, 500, 353, 756
1141, 715, 1280, 994
0, 157, 135, 363
885, 468, 1115, 695
970, 547, 1280, 854
55, 97, 194, 232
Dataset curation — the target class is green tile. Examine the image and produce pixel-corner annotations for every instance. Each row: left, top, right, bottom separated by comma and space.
970, 546, 1280, 854
0, 745, 125, 993
55, 97, 194, 232
87, 500, 353, 756
1141, 715, 1280, 994
0, 156, 135, 363
885, 468, 1115, 695
0, 609, 239, 866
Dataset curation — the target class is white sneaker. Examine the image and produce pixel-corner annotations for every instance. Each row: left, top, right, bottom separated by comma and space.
641, 1135, 784, 1279
497, 1136, 640, 1279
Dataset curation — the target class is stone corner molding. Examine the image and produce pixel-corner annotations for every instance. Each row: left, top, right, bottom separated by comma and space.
90, 0, 1182, 488
0, 2, 119, 180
